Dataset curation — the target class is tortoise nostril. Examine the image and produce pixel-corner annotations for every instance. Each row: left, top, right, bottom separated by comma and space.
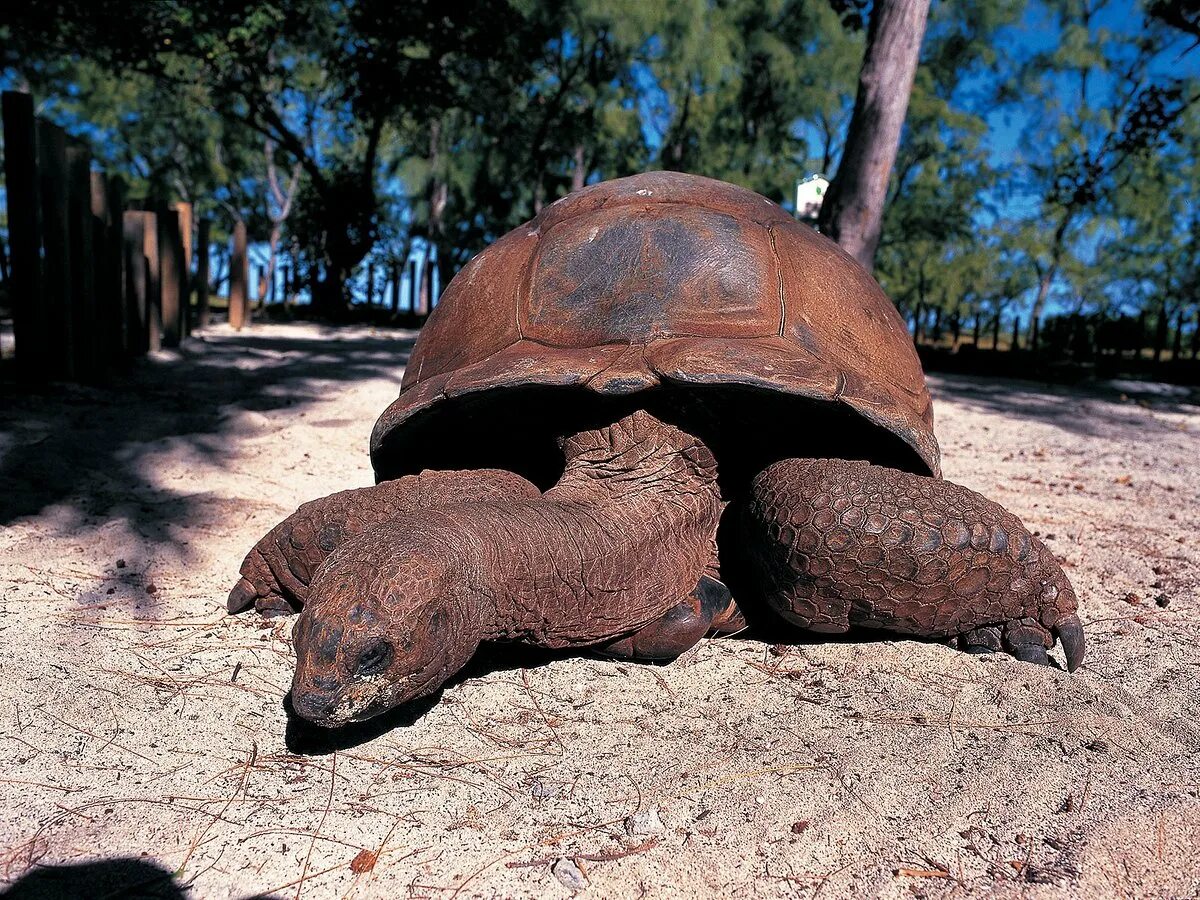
292, 690, 339, 722
311, 674, 339, 691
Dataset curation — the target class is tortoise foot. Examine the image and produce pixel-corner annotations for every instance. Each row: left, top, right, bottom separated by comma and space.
953, 613, 1084, 672
599, 576, 740, 661
228, 576, 300, 617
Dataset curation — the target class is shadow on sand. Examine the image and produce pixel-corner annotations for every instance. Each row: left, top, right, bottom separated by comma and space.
0, 327, 415, 545
0, 858, 185, 900
928, 372, 1199, 441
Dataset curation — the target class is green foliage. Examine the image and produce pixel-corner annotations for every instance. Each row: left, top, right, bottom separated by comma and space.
3, 0, 1196, 337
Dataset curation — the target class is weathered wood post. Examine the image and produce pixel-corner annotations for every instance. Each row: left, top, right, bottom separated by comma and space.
90, 171, 122, 368
66, 143, 101, 380
196, 218, 211, 327
229, 220, 249, 330
122, 212, 149, 355
174, 201, 192, 335
142, 211, 162, 351
1, 91, 46, 381
158, 207, 184, 348
38, 122, 74, 379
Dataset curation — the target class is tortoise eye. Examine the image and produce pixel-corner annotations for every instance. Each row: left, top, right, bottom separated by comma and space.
356, 641, 393, 676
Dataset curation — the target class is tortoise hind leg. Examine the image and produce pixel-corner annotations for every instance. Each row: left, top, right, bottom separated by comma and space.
599, 575, 744, 661
744, 457, 1085, 672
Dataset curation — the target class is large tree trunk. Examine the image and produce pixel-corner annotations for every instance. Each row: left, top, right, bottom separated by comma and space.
817, 0, 930, 272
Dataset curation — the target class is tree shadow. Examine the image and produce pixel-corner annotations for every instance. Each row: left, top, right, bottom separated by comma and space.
0, 327, 416, 549
0, 858, 185, 899
928, 372, 1199, 441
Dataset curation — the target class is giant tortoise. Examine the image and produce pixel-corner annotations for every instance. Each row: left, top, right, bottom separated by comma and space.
229, 171, 1084, 728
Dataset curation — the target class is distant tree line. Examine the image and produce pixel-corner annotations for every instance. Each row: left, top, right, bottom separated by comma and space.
2, 0, 1197, 356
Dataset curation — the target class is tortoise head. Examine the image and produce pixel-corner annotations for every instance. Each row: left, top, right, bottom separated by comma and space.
288, 530, 484, 727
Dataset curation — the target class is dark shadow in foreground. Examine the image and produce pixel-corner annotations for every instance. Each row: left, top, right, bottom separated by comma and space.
0, 858, 185, 900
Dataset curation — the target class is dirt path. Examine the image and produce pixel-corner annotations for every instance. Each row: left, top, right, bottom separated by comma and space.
1, 323, 1198, 899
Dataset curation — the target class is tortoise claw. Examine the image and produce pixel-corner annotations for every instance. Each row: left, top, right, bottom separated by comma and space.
1055, 615, 1086, 673
227, 577, 260, 613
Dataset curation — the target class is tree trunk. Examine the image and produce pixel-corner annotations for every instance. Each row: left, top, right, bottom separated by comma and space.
1011, 315, 1020, 352
816, 0, 930, 272
973, 312, 981, 346
1153, 307, 1168, 363
1171, 310, 1183, 361
1028, 270, 1053, 350
992, 310, 1001, 350
571, 144, 587, 193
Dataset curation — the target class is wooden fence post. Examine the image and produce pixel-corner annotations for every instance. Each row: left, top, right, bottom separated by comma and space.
229, 220, 248, 330
158, 207, 184, 348
90, 171, 123, 369
196, 218, 211, 327
141, 211, 162, 351
37, 121, 75, 379
122, 212, 149, 355
2, 92, 47, 381
174, 201, 192, 335
66, 143, 101, 380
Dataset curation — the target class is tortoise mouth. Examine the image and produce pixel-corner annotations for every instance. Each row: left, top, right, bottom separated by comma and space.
370, 381, 933, 500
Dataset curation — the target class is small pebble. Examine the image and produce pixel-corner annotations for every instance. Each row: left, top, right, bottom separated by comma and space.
1155, 594, 1170, 608
625, 807, 665, 837
106, 587, 115, 595
552, 857, 587, 891
529, 778, 551, 799
115, 559, 126, 569
145, 583, 157, 595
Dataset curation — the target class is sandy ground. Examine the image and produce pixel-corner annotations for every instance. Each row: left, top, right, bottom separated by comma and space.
1, 322, 1198, 900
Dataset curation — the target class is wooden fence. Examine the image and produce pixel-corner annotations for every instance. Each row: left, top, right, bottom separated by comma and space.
0, 91, 248, 383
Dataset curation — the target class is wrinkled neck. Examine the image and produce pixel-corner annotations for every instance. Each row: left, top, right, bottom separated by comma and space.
550, 410, 718, 505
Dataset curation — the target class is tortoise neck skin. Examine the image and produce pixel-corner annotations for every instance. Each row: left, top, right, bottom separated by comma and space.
289, 411, 722, 727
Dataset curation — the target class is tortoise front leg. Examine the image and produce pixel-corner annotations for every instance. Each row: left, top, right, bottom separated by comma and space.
228, 470, 540, 616
744, 458, 1085, 671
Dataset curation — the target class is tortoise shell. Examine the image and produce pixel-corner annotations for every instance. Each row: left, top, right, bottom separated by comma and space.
371, 172, 939, 485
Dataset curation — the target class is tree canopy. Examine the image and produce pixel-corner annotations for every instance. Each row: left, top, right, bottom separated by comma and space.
2, 0, 1197, 345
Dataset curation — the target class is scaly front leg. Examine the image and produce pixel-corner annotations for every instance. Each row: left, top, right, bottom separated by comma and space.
744, 458, 1085, 671
228, 469, 540, 615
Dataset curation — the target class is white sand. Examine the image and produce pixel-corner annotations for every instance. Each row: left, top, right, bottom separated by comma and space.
1, 322, 1197, 898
